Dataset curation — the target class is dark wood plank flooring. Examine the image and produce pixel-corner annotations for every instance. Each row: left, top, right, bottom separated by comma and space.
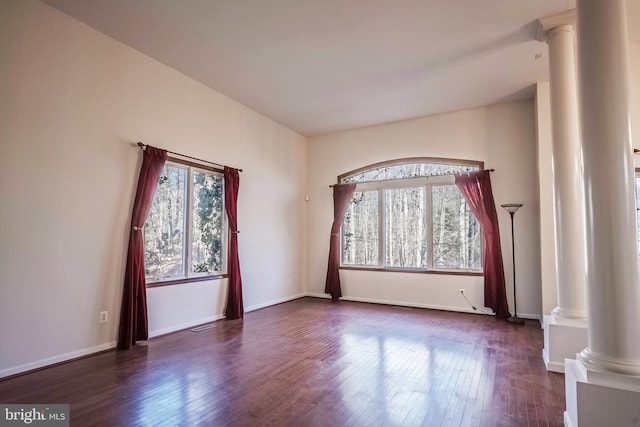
0, 297, 565, 426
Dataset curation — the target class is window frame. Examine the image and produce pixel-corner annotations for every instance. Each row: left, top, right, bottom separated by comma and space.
145, 157, 228, 288
338, 157, 484, 276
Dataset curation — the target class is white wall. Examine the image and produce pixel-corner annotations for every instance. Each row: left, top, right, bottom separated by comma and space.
0, 0, 307, 377
307, 101, 542, 318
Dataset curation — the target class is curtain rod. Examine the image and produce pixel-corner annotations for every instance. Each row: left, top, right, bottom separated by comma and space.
137, 142, 242, 172
329, 169, 495, 187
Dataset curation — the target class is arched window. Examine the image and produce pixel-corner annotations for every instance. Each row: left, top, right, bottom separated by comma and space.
339, 158, 483, 273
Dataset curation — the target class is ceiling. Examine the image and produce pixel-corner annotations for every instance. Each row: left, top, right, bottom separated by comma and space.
40, 0, 636, 136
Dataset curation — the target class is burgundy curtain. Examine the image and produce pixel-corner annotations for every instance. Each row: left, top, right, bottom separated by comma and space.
324, 183, 357, 300
454, 170, 510, 318
224, 167, 244, 319
118, 145, 167, 349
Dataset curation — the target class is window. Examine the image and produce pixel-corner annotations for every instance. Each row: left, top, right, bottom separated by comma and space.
144, 161, 226, 284
340, 159, 482, 273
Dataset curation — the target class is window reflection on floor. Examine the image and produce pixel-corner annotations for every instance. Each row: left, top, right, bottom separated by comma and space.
133, 363, 225, 425
339, 331, 489, 425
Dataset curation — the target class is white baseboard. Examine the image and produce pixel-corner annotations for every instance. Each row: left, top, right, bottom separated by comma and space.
306, 293, 542, 321
306, 292, 490, 315
0, 341, 117, 379
517, 312, 543, 322
542, 347, 565, 373
564, 411, 574, 427
244, 293, 307, 313
1, 293, 307, 379
149, 315, 226, 338
150, 292, 307, 337
1, 292, 539, 379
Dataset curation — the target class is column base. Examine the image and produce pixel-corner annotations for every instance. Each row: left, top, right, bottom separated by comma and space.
564, 358, 640, 427
542, 314, 587, 372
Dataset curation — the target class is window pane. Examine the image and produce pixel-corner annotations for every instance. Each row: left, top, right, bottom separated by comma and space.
144, 165, 187, 280
343, 191, 379, 265
342, 162, 479, 183
384, 187, 426, 268
432, 185, 481, 270
192, 171, 224, 273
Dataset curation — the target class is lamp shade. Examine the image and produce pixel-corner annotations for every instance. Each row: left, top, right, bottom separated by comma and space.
501, 203, 523, 214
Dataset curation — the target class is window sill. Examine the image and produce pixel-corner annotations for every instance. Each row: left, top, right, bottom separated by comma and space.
339, 266, 483, 277
146, 274, 228, 288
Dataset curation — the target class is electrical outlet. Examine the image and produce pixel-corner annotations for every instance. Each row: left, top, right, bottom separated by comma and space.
458, 289, 465, 296
99, 311, 109, 323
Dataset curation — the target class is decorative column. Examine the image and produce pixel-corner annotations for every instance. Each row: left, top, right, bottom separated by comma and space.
536, 11, 588, 373
576, 0, 640, 376
565, 0, 640, 425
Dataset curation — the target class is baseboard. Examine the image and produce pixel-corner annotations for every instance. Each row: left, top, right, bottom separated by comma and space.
0, 341, 117, 379
1, 293, 307, 379
542, 348, 565, 373
149, 315, 226, 338
244, 293, 307, 313
306, 293, 489, 315
564, 411, 574, 427
517, 312, 543, 321
0, 292, 538, 379
306, 293, 543, 322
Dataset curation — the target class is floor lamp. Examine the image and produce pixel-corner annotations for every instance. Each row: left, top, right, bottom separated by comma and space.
501, 203, 525, 325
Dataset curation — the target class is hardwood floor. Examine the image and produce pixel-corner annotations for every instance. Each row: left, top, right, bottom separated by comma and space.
0, 298, 565, 426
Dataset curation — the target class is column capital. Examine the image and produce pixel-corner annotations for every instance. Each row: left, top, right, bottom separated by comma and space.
537, 9, 576, 42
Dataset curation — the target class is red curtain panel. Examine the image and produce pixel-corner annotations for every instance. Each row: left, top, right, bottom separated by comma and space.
118, 146, 167, 349
454, 170, 510, 318
224, 167, 244, 319
324, 183, 357, 300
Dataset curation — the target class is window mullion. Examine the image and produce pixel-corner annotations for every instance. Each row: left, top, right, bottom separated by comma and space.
340, 208, 345, 266
379, 188, 384, 267
185, 167, 193, 278
222, 178, 228, 274
426, 184, 433, 270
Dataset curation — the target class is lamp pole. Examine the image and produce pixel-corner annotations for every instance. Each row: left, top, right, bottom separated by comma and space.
501, 203, 525, 325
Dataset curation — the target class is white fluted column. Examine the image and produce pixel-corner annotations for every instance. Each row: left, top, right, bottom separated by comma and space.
576, 0, 640, 376
537, 12, 589, 373
564, 2, 640, 423
547, 24, 587, 320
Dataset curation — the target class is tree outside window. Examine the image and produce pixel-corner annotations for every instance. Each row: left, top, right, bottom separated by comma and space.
144, 162, 226, 283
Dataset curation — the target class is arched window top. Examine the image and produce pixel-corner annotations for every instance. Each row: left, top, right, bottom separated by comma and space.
339, 157, 483, 184
338, 157, 484, 275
